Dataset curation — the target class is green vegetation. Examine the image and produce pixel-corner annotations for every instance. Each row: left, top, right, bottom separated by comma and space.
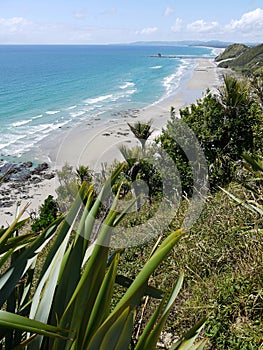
31, 195, 58, 232
56, 163, 93, 212
1, 72, 263, 349
215, 43, 248, 62
217, 43, 263, 76
127, 120, 153, 155
157, 75, 263, 192
0, 165, 207, 349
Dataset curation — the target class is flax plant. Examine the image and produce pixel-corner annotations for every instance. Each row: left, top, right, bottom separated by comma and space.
0, 164, 206, 349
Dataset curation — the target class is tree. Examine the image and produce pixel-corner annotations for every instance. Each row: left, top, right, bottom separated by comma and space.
119, 123, 162, 210
56, 163, 79, 212
76, 165, 93, 184
128, 120, 153, 155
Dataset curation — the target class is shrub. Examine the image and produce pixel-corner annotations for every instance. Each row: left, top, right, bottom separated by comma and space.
31, 195, 58, 232
157, 76, 263, 193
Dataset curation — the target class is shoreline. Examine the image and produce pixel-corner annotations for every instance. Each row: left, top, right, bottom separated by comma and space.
41, 58, 222, 169
0, 57, 223, 227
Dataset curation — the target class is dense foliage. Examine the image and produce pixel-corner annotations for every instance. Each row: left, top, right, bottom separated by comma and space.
31, 195, 58, 232
157, 75, 263, 193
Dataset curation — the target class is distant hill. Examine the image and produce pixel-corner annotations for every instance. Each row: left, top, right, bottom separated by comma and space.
127, 40, 260, 48
128, 40, 233, 48
216, 43, 263, 75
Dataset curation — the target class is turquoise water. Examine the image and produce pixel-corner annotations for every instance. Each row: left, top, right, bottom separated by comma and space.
0, 45, 214, 161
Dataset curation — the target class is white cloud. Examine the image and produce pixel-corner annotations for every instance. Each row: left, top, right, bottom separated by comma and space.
227, 8, 263, 32
171, 18, 183, 32
100, 8, 118, 16
164, 6, 174, 17
74, 12, 86, 20
184, 8, 263, 40
137, 27, 158, 35
187, 19, 219, 33
0, 17, 30, 32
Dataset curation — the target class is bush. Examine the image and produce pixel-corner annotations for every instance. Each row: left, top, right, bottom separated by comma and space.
31, 195, 58, 232
157, 76, 263, 193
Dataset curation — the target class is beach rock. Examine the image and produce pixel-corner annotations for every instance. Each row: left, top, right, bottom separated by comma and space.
1, 164, 21, 175
31, 177, 42, 184
117, 131, 129, 136
31, 162, 49, 175
22, 161, 33, 168
43, 173, 55, 180
0, 201, 13, 208
15, 172, 31, 182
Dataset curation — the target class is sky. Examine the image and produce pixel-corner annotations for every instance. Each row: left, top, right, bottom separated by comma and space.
0, 0, 263, 44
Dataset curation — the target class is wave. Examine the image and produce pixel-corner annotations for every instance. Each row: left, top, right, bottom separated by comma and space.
46, 110, 60, 115
150, 59, 195, 105
125, 89, 137, 96
12, 119, 32, 127
67, 105, 77, 110
0, 133, 26, 151
119, 82, 135, 89
0, 119, 72, 156
32, 114, 43, 120
70, 111, 86, 118
150, 66, 162, 69
84, 94, 113, 105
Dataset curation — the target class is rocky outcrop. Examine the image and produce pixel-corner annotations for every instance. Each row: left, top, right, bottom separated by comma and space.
0, 160, 56, 210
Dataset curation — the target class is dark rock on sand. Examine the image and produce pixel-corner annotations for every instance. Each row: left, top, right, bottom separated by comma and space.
31, 162, 49, 175
22, 161, 33, 168
31, 177, 42, 184
43, 173, 55, 180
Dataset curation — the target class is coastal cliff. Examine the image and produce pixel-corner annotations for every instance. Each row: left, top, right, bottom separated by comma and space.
216, 43, 263, 75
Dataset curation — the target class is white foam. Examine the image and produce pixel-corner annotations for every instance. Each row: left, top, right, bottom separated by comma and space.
162, 59, 193, 97
32, 114, 43, 119
0, 143, 10, 150
70, 111, 86, 118
84, 94, 113, 105
12, 119, 32, 127
126, 89, 137, 95
67, 105, 77, 110
150, 65, 162, 69
119, 82, 135, 89
0, 134, 26, 151
46, 110, 60, 115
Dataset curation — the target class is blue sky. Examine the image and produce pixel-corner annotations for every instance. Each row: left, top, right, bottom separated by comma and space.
0, 0, 262, 44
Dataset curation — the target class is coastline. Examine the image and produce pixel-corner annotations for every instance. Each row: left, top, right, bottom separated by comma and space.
0, 57, 223, 227
42, 58, 221, 169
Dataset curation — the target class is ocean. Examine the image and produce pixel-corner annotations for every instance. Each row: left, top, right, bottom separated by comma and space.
0, 44, 215, 163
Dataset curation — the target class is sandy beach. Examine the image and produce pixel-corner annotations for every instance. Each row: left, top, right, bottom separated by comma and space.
0, 57, 223, 227
44, 58, 222, 169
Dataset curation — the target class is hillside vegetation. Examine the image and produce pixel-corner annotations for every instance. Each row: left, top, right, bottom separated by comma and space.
215, 43, 248, 62
216, 43, 263, 75
1, 73, 263, 348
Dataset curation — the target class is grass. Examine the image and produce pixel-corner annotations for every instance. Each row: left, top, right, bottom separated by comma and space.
113, 181, 263, 348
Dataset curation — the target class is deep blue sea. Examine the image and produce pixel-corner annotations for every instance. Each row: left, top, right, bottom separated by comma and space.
0, 45, 214, 162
